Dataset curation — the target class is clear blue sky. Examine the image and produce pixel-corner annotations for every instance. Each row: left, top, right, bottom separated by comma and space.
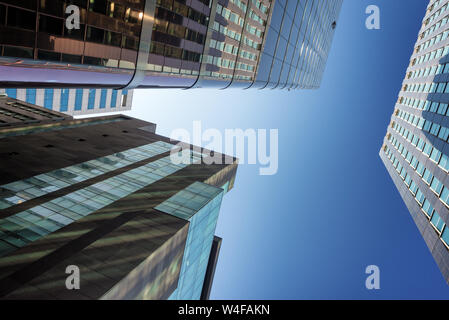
123, 0, 449, 299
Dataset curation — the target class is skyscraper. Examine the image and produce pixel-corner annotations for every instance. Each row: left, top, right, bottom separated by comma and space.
0, 88, 133, 116
0, 95, 238, 299
0, 0, 342, 89
380, 0, 449, 284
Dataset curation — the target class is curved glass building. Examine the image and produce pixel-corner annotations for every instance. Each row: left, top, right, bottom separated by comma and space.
0, 0, 342, 89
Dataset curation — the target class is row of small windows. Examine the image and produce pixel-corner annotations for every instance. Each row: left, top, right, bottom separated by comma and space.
391, 121, 449, 171
407, 61, 449, 79
212, 21, 242, 42
395, 108, 449, 148
1, 6, 141, 47
153, 19, 206, 45
155, 0, 208, 26
423, 0, 449, 30
383, 144, 449, 249
249, 10, 265, 25
243, 35, 261, 50
246, 23, 263, 38
420, 3, 449, 43
209, 39, 238, 56
203, 55, 254, 72
146, 64, 199, 76
240, 49, 258, 61
403, 79, 449, 93
251, 0, 269, 15
417, 24, 449, 55
410, 44, 449, 67
216, 3, 245, 27
399, 96, 449, 118
229, 0, 248, 13
149, 42, 202, 62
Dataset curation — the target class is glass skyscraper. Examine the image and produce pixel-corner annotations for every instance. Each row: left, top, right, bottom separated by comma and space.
0, 0, 342, 89
0, 94, 238, 299
381, 0, 449, 284
0, 88, 132, 116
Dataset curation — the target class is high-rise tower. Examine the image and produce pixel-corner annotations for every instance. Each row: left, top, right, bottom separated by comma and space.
0, 95, 237, 299
381, 0, 449, 284
0, 0, 342, 89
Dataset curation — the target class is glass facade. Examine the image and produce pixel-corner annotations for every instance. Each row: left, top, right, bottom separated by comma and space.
252, 0, 342, 89
380, 0, 449, 284
156, 181, 224, 300
0, 141, 203, 258
0, 141, 175, 210
0, 0, 342, 89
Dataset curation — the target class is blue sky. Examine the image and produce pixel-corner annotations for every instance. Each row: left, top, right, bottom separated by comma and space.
123, 0, 449, 299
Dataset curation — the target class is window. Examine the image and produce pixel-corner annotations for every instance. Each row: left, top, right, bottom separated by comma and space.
60, 89, 69, 112
423, 169, 433, 185
417, 162, 426, 176
39, 15, 63, 36
430, 123, 441, 136
100, 89, 107, 109
438, 127, 449, 141
440, 187, 449, 207
422, 199, 434, 217
87, 26, 105, 44
430, 148, 442, 163
3, 46, 34, 59
431, 177, 444, 195
7, 7, 36, 30
415, 189, 425, 206
423, 143, 433, 156
111, 90, 117, 108
409, 181, 418, 195
440, 154, 449, 172
44, 89, 53, 110
121, 94, 128, 107
75, 89, 83, 111
5, 89, 17, 99
88, 89, 96, 110
431, 211, 445, 232
26, 89, 36, 105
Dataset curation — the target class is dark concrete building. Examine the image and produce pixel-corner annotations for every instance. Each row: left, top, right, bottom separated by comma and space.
0, 95, 237, 299
0, 93, 71, 125
380, 0, 449, 284
0, 0, 342, 89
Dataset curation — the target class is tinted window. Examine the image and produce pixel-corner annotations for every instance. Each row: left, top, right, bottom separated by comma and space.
86, 26, 104, 43
3, 46, 34, 59
39, 15, 63, 36
62, 53, 82, 64
64, 24, 85, 40
38, 50, 61, 61
0, 5, 5, 25
7, 7, 36, 31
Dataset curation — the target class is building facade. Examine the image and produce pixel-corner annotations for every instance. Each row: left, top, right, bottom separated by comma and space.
0, 0, 342, 89
380, 0, 449, 284
0, 88, 132, 116
0, 95, 237, 299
